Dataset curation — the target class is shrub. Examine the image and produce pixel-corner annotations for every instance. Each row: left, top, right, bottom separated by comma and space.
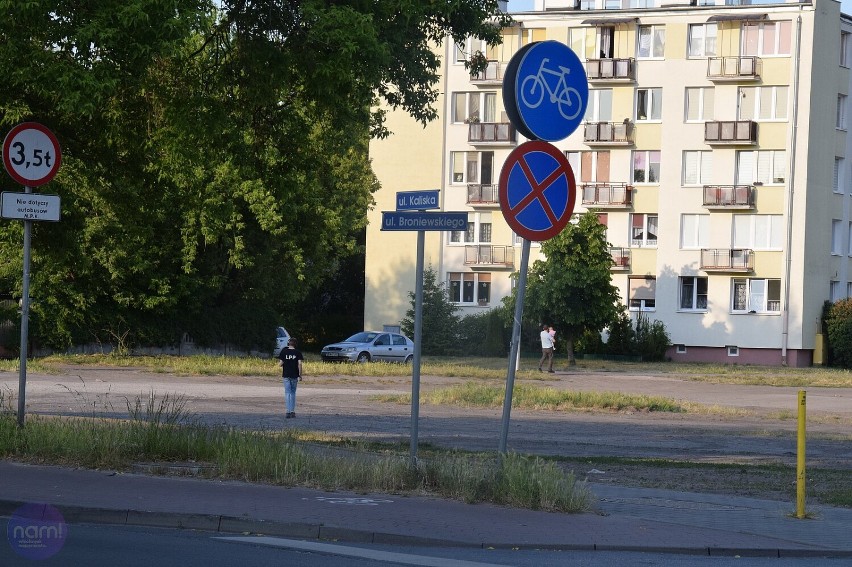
826, 298, 852, 368
634, 313, 670, 362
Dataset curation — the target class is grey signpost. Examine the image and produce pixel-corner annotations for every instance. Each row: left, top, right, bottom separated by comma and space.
381, 196, 466, 466
2, 123, 62, 427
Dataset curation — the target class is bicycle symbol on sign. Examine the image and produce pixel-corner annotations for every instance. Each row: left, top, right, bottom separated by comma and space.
520, 58, 584, 121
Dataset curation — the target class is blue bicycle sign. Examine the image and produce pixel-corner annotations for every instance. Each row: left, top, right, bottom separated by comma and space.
503, 41, 588, 142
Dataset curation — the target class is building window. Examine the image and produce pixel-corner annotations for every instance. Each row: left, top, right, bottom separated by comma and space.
842, 32, 850, 68
685, 87, 714, 122
448, 272, 491, 305
848, 222, 852, 256
597, 26, 615, 59
566, 151, 611, 183
736, 150, 786, 185
450, 212, 491, 244
687, 23, 717, 57
637, 25, 665, 59
636, 88, 662, 121
737, 86, 788, 121
631, 213, 658, 247
732, 214, 783, 250
830, 280, 842, 302
680, 276, 708, 311
632, 151, 661, 184
450, 151, 493, 184
727, 345, 739, 357
682, 151, 713, 185
585, 89, 613, 122
741, 21, 791, 57
629, 276, 656, 311
832, 220, 843, 255
675, 344, 687, 354
680, 214, 709, 249
838, 95, 847, 130
847, 282, 852, 298
451, 92, 497, 124
835, 158, 844, 194
732, 278, 781, 313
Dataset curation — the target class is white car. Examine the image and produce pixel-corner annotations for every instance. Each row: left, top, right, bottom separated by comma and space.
273, 326, 291, 357
321, 331, 414, 363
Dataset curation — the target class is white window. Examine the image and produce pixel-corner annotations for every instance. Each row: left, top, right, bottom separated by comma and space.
679, 276, 708, 311
848, 282, 852, 298
449, 272, 491, 305
631, 213, 658, 247
675, 344, 687, 354
585, 89, 613, 122
842, 32, 850, 68
732, 214, 783, 250
638, 25, 665, 59
848, 222, 852, 256
736, 151, 786, 185
732, 278, 781, 313
835, 158, 844, 194
680, 214, 709, 249
830, 280, 842, 302
832, 220, 843, 255
566, 151, 611, 183
633, 151, 661, 184
727, 345, 740, 357
838, 95, 847, 130
742, 21, 792, 57
636, 88, 662, 121
450, 212, 492, 244
685, 87, 714, 122
452, 92, 497, 124
737, 86, 788, 121
629, 276, 656, 311
597, 26, 615, 59
682, 151, 713, 185
687, 23, 717, 57
450, 151, 493, 184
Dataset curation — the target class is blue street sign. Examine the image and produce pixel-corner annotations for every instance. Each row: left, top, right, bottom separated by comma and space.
498, 141, 576, 242
503, 41, 588, 142
381, 211, 467, 231
396, 190, 440, 211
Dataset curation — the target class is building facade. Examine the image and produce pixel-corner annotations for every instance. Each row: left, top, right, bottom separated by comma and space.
365, 0, 852, 366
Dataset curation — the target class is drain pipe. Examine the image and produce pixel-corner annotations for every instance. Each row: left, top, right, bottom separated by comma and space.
781, 14, 803, 366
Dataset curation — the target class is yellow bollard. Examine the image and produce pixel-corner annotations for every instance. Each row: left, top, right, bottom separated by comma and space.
796, 390, 806, 519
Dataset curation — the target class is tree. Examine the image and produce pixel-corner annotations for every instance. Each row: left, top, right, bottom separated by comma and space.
524, 212, 622, 366
400, 267, 460, 355
0, 1, 509, 350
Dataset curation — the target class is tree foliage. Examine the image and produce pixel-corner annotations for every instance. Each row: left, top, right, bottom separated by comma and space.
400, 266, 460, 356
524, 212, 622, 365
0, 1, 508, 350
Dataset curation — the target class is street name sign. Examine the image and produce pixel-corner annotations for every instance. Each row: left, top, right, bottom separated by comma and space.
396, 190, 439, 211
381, 211, 467, 231
1, 192, 61, 222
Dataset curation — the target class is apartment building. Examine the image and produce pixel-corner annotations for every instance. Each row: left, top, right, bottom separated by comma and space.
365, 0, 852, 366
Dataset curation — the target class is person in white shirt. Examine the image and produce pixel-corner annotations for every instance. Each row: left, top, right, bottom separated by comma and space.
538, 324, 554, 373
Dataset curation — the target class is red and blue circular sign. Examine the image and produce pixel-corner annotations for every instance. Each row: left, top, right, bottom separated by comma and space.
503, 41, 588, 142
498, 141, 576, 242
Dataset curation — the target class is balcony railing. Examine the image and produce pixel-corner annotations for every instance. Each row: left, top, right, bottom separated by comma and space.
706, 56, 761, 81
702, 185, 755, 208
464, 245, 515, 268
700, 248, 754, 272
704, 120, 757, 145
470, 60, 504, 84
585, 58, 635, 82
468, 122, 516, 144
583, 121, 634, 145
467, 183, 499, 206
610, 247, 630, 270
581, 182, 633, 206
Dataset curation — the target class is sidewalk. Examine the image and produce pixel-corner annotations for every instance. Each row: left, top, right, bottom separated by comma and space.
1, 460, 850, 558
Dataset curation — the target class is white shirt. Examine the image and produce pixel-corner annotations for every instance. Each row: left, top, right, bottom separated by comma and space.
540, 330, 554, 349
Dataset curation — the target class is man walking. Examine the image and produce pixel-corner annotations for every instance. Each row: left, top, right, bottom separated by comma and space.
278, 338, 304, 418
539, 324, 554, 373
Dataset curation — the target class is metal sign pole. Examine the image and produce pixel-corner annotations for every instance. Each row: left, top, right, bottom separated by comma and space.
410, 229, 425, 467
17, 185, 32, 428
499, 238, 531, 454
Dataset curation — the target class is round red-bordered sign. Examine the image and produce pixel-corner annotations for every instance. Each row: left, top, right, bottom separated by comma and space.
498, 141, 576, 242
3, 123, 62, 187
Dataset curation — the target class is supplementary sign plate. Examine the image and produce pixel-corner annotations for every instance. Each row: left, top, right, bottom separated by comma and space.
1, 192, 61, 221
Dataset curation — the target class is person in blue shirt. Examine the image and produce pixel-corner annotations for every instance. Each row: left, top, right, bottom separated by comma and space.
277, 338, 304, 418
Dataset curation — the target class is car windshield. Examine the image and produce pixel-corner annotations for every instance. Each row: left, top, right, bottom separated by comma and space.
345, 332, 379, 343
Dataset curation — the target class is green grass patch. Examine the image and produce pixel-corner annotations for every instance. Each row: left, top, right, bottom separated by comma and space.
377, 382, 686, 413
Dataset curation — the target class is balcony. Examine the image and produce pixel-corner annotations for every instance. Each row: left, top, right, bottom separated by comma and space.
470, 60, 504, 85
464, 245, 515, 268
706, 56, 761, 82
704, 120, 757, 145
467, 183, 499, 206
585, 58, 635, 82
610, 247, 630, 271
700, 248, 754, 272
581, 182, 633, 207
468, 122, 516, 144
584, 121, 634, 146
702, 185, 755, 209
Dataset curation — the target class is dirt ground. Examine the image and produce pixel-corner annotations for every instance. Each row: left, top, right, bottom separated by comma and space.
3, 365, 851, 505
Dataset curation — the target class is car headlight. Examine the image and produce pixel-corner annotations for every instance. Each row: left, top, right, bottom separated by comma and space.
343, 347, 356, 353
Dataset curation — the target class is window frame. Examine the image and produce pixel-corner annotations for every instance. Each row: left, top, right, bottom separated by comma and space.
737, 86, 788, 121
735, 150, 786, 185
684, 86, 714, 122
449, 212, 492, 245
838, 94, 847, 130
637, 24, 666, 59
741, 21, 792, 57
687, 23, 717, 58
680, 214, 709, 249
632, 150, 661, 184
682, 150, 713, 186
636, 87, 663, 122
679, 276, 709, 311
448, 272, 491, 306
731, 278, 782, 314
732, 214, 783, 251
628, 276, 657, 312
631, 213, 659, 247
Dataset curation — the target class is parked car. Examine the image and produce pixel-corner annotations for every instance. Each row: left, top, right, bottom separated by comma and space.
321, 331, 414, 363
273, 326, 291, 357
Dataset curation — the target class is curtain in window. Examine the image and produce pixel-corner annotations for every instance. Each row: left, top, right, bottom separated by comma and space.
748, 279, 766, 312
738, 88, 755, 120
683, 152, 699, 184
597, 151, 610, 182
483, 93, 496, 122
733, 279, 747, 311
638, 27, 651, 58
736, 151, 754, 185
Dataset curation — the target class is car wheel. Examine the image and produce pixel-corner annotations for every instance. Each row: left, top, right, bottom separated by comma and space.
404, 355, 413, 364
356, 352, 371, 363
